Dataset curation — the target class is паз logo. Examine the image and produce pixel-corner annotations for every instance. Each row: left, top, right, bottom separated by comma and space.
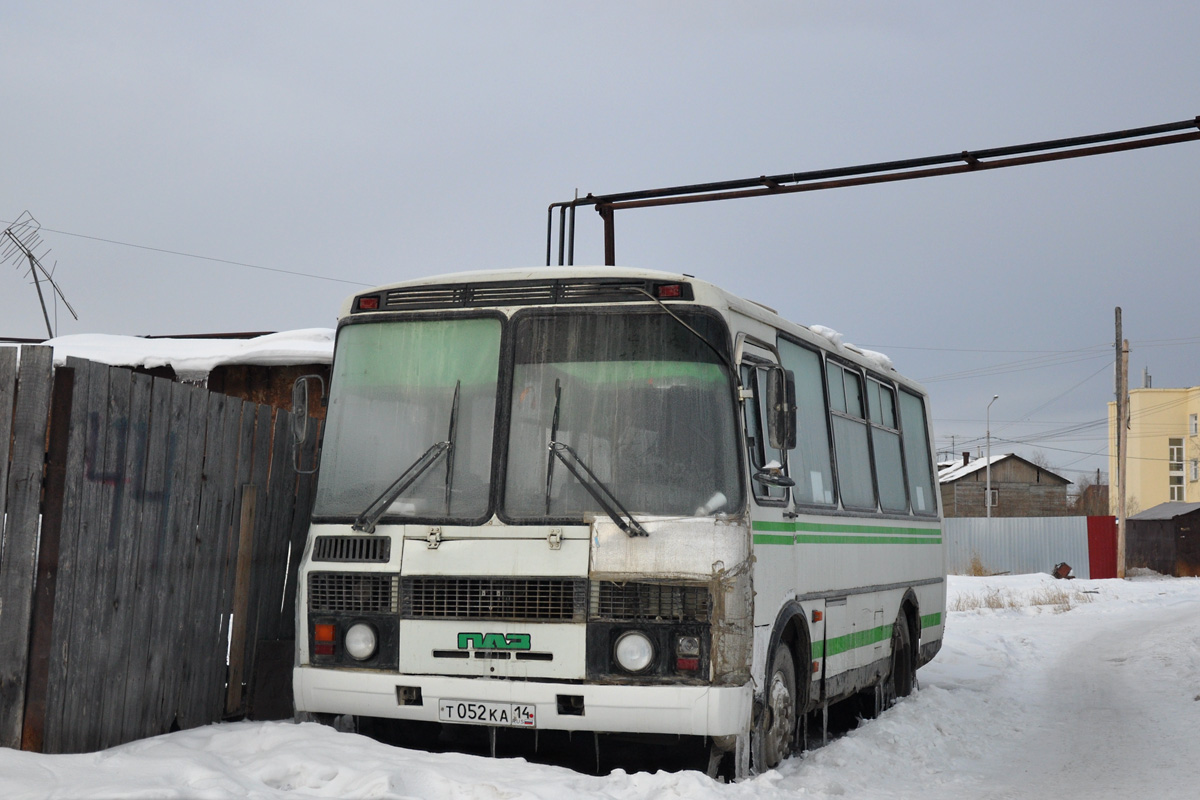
457, 632, 531, 651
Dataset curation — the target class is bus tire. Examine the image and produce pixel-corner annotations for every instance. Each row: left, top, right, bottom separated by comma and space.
758, 645, 797, 770
886, 616, 915, 706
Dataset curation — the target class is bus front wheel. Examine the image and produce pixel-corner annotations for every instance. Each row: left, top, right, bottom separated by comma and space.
757, 645, 797, 770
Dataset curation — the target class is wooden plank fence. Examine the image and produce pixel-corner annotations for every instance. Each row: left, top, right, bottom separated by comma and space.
0, 347, 319, 753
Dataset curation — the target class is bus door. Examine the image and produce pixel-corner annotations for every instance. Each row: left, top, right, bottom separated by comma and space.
735, 338, 791, 508
737, 336, 796, 632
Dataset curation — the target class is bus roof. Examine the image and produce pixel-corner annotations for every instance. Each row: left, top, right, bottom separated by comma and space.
340, 266, 926, 395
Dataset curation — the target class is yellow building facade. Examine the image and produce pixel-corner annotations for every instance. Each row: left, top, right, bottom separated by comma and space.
1108, 387, 1200, 514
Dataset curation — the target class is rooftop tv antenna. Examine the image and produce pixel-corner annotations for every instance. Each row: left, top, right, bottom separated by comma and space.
2, 211, 78, 338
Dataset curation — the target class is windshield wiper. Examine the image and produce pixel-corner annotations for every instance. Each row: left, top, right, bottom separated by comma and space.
444, 380, 461, 515
548, 441, 649, 537
544, 379, 562, 515
353, 380, 461, 533
618, 285, 736, 376
351, 441, 450, 533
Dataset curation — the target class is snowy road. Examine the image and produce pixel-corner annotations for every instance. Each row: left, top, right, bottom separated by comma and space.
970, 587, 1200, 798
5, 573, 1199, 799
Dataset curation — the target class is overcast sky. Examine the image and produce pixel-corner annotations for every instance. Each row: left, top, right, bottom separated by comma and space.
3, 2, 1197, 483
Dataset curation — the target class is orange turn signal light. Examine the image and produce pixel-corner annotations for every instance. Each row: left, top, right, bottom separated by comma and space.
314, 623, 336, 643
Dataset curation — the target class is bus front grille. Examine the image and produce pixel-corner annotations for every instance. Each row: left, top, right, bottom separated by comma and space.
308, 572, 400, 614
401, 577, 587, 622
312, 535, 391, 563
590, 581, 712, 622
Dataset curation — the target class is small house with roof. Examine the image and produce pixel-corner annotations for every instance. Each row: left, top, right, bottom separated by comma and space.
939, 452, 1072, 517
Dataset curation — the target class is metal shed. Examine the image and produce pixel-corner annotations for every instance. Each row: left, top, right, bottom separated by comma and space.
1127, 502, 1200, 577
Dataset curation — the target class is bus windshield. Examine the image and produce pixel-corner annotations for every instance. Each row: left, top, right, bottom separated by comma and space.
313, 316, 502, 522
504, 309, 742, 521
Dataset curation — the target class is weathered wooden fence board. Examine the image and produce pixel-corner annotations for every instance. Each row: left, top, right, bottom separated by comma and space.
0, 346, 55, 749
116, 374, 174, 745
226, 403, 274, 717
137, 380, 199, 742
175, 391, 230, 731
201, 400, 255, 724
61, 363, 111, 751
155, 382, 208, 739
0, 349, 17, 559
96, 370, 150, 750
73, 364, 133, 753
255, 411, 300, 645
281, 419, 321, 642
20, 366, 75, 752
43, 358, 94, 752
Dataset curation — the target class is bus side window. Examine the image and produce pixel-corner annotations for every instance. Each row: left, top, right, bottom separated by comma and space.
868, 379, 908, 512
828, 361, 877, 510
898, 389, 938, 515
741, 363, 788, 502
778, 338, 835, 506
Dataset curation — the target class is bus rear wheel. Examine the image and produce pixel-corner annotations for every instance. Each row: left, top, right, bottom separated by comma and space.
885, 617, 915, 706
758, 646, 797, 770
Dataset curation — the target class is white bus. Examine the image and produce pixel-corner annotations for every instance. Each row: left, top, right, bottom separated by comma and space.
292, 266, 944, 777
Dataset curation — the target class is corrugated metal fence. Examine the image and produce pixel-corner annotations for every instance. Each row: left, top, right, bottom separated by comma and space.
944, 516, 1117, 579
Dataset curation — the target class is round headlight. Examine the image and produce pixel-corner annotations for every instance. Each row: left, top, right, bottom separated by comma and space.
614, 631, 655, 673
344, 622, 378, 661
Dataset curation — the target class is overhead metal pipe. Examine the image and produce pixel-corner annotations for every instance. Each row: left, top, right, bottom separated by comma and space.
545, 115, 1200, 266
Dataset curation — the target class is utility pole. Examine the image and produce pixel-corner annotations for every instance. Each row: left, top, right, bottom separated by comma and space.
986, 395, 999, 520
1115, 308, 1129, 579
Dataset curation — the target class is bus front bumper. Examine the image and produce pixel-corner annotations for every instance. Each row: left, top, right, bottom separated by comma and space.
293, 666, 752, 737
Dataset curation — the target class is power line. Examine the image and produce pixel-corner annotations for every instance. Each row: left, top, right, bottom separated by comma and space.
918, 349, 1111, 383
0, 219, 374, 287
861, 343, 1105, 354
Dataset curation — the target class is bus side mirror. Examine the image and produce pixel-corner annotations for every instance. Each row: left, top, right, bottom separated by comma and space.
766, 367, 797, 451
291, 374, 326, 474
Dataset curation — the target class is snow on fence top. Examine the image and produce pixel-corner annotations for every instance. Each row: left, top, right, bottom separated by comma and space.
3, 329, 335, 382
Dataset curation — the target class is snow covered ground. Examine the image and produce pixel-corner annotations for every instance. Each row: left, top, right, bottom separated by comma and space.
5, 572, 1199, 799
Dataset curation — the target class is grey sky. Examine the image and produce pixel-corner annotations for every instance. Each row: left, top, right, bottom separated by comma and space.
3, 2, 1197, 483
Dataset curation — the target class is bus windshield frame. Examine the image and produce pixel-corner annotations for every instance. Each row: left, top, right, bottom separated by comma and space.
311, 305, 745, 527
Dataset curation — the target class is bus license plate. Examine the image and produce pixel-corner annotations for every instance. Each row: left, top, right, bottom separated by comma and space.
438, 700, 536, 728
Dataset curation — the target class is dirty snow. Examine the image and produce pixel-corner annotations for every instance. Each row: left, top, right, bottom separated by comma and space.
5, 572, 1199, 799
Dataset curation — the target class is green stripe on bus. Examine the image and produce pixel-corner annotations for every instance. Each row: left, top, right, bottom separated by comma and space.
753, 520, 941, 536
810, 624, 891, 660
753, 534, 941, 545
754, 520, 801, 533
795, 534, 941, 545
810, 615, 942, 662
826, 624, 892, 656
752, 533, 796, 546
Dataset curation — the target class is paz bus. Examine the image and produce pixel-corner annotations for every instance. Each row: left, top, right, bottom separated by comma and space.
291, 266, 945, 777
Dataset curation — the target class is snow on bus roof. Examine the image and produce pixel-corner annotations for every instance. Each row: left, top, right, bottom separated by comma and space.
809, 324, 894, 372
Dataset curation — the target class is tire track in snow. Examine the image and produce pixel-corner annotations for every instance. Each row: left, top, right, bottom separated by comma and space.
977, 601, 1200, 799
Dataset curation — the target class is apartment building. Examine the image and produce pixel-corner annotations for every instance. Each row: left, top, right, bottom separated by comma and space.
1109, 386, 1200, 514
